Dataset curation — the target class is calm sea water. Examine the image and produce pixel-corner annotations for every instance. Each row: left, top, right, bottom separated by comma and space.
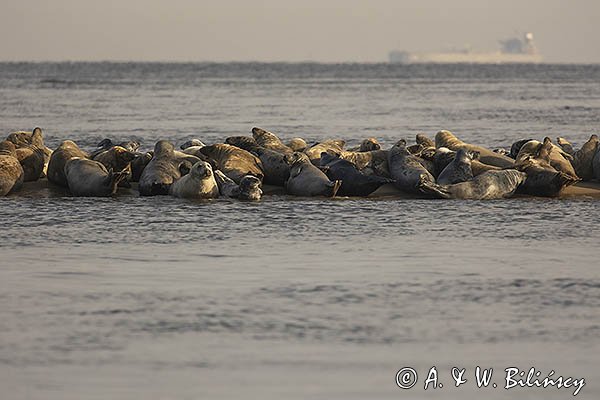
1, 63, 599, 399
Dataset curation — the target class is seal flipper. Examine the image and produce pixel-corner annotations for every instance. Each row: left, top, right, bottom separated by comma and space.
104, 168, 130, 195
418, 180, 452, 199
328, 180, 342, 197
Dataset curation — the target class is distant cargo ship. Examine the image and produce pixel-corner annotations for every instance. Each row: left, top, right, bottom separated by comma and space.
389, 33, 542, 64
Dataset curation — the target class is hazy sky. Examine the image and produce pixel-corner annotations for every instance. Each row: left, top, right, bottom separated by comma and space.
1, 0, 599, 63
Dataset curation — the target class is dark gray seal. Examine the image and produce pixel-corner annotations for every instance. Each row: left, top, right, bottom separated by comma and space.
170, 161, 219, 199
514, 137, 578, 196
64, 158, 129, 197
130, 152, 153, 182
437, 148, 477, 185
420, 170, 527, 200
47, 140, 89, 187
252, 127, 294, 154
572, 134, 599, 181
90, 138, 140, 159
320, 151, 392, 197
199, 143, 264, 184
284, 152, 341, 197
0, 141, 25, 196
139, 141, 200, 196
387, 140, 436, 193
214, 169, 240, 198
238, 175, 263, 201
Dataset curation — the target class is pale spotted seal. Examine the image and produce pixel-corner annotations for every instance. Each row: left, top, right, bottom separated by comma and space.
170, 161, 219, 199
421, 170, 527, 200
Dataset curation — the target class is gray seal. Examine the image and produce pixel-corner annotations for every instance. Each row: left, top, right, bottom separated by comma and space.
214, 169, 240, 198
435, 130, 514, 168
284, 152, 341, 197
387, 139, 435, 193
238, 175, 263, 201
170, 161, 219, 199
287, 138, 308, 152
320, 151, 392, 197
0, 141, 25, 196
64, 158, 128, 197
437, 148, 478, 184
198, 143, 264, 184
252, 127, 294, 154
572, 134, 599, 181
304, 139, 346, 165
349, 138, 381, 152
516, 137, 578, 179
420, 170, 527, 200
556, 137, 575, 155
7, 127, 49, 181
139, 141, 200, 196
47, 140, 89, 187
225, 136, 290, 186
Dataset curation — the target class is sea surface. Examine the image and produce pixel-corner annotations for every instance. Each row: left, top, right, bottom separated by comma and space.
1, 63, 599, 399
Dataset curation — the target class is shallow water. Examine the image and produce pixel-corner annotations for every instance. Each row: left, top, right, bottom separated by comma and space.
1, 63, 599, 399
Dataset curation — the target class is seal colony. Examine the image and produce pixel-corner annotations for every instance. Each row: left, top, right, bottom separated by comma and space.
2, 127, 600, 200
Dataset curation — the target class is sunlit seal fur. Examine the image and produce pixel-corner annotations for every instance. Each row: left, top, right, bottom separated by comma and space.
514, 137, 578, 197
92, 146, 138, 172
437, 149, 477, 185
7, 127, 51, 180
180, 139, 206, 150
170, 161, 219, 199
139, 141, 200, 196
572, 134, 599, 181
238, 175, 263, 201
336, 149, 390, 177
287, 138, 308, 152
90, 138, 140, 159
349, 137, 381, 152
435, 130, 514, 168
47, 140, 89, 187
516, 137, 578, 178
198, 143, 264, 184
214, 169, 240, 198
416, 133, 435, 149
284, 152, 341, 197
556, 137, 575, 155
225, 136, 290, 186
387, 139, 435, 193
420, 170, 527, 200
304, 139, 346, 165
64, 158, 128, 197
320, 151, 392, 196
0, 141, 25, 196
252, 127, 294, 154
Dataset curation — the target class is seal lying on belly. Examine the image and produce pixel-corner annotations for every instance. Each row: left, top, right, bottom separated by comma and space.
90, 138, 140, 159
571, 134, 599, 181
437, 149, 477, 184
428, 147, 499, 178
7, 127, 51, 181
214, 169, 240, 198
252, 127, 294, 154
304, 139, 346, 165
225, 136, 290, 186
337, 149, 390, 177
139, 141, 200, 196
514, 137, 578, 196
198, 143, 264, 184
64, 158, 129, 197
435, 130, 514, 168
92, 146, 138, 173
170, 161, 219, 199
320, 151, 392, 196
387, 140, 436, 193
348, 137, 381, 152
420, 170, 526, 200
47, 140, 89, 187
238, 175, 263, 201
0, 141, 25, 196
516, 138, 578, 178
284, 152, 341, 197
287, 138, 308, 152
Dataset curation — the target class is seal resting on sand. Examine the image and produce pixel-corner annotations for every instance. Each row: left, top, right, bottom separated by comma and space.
437, 148, 478, 185
170, 161, 219, 199
225, 136, 290, 186
198, 143, 264, 184
284, 152, 341, 197
387, 139, 435, 193
252, 127, 294, 154
238, 175, 263, 201
420, 170, 527, 200
435, 130, 514, 168
571, 135, 599, 181
516, 138, 578, 178
47, 140, 89, 187
7, 127, 51, 181
64, 158, 129, 197
0, 141, 25, 196
139, 141, 200, 196
320, 151, 392, 196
